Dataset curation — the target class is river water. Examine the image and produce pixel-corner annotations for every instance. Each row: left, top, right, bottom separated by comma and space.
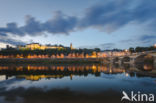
0, 63, 156, 103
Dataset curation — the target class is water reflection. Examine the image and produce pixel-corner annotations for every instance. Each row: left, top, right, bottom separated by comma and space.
136, 63, 155, 71
0, 64, 156, 81
0, 87, 122, 103
0, 64, 156, 103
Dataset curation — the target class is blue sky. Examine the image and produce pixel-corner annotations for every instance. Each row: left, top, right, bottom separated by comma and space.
0, 0, 156, 50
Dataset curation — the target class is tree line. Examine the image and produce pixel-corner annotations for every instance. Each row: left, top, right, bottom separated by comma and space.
0, 48, 101, 57
129, 46, 156, 53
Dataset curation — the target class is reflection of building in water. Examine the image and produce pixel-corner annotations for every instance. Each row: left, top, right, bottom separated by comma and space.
143, 65, 153, 71
17, 74, 74, 81
0, 65, 127, 81
17, 75, 64, 81
0, 64, 156, 80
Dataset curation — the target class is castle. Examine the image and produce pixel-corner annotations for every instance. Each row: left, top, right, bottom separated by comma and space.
18, 43, 73, 50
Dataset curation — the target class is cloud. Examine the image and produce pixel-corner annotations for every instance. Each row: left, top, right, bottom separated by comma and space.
43, 11, 77, 34
118, 34, 156, 48
79, 43, 115, 50
0, 11, 78, 45
0, 0, 156, 38
119, 39, 134, 44
0, 0, 156, 46
100, 43, 115, 50
139, 35, 156, 42
139, 34, 156, 44
0, 36, 26, 46
0, 11, 77, 38
20, 15, 43, 36
0, 23, 24, 36
79, 0, 156, 33
118, 39, 136, 46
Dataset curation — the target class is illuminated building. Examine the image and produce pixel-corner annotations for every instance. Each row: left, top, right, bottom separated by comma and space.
124, 49, 128, 52
18, 43, 67, 50
154, 44, 156, 48
98, 51, 130, 57
70, 43, 73, 50
0, 43, 100, 59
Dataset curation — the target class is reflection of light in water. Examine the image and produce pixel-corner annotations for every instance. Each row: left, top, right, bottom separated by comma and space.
109, 69, 112, 73
143, 65, 153, 71
17, 75, 64, 81
92, 65, 96, 70
16, 66, 23, 71
0, 75, 6, 81
125, 73, 129, 77
123, 69, 125, 73
28, 65, 30, 71
92, 65, 97, 73
70, 74, 73, 80
0, 65, 131, 81
0, 66, 8, 70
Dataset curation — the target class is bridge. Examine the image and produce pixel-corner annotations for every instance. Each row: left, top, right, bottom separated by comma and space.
108, 50, 156, 67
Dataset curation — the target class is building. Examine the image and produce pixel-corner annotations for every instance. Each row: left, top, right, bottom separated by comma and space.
17, 43, 75, 50
18, 43, 65, 50
70, 43, 73, 50
25, 43, 41, 50
154, 44, 156, 48
97, 51, 130, 58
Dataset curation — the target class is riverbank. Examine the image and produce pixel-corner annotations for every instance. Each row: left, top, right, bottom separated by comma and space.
0, 58, 104, 64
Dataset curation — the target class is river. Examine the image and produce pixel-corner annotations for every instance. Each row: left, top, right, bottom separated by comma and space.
0, 63, 156, 103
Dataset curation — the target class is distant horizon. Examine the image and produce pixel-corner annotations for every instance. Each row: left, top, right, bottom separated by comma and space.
1, 42, 156, 51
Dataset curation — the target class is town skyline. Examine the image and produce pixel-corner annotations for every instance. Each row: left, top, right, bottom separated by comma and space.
1, 42, 156, 51
0, 0, 156, 49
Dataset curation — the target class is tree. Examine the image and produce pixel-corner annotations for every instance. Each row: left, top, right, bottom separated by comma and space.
94, 48, 101, 52
129, 47, 135, 53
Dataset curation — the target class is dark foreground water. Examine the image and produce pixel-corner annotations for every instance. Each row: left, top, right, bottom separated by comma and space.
0, 64, 156, 103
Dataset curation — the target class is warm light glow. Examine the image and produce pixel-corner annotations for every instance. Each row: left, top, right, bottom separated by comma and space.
125, 49, 128, 52
154, 44, 156, 48
0, 64, 128, 81
125, 73, 129, 77
18, 43, 66, 50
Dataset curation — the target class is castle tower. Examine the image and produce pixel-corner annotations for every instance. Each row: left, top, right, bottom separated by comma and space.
70, 43, 73, 50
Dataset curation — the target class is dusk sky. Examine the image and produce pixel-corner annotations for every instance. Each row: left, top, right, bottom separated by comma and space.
0, 0, 156, 50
